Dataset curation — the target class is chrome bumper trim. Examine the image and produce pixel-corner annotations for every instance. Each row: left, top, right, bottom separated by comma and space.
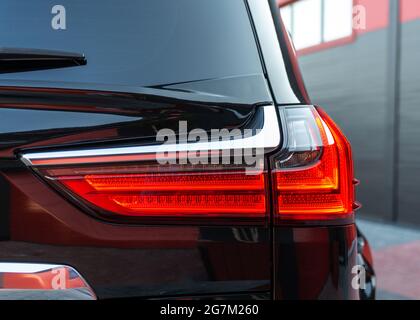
0, 263, 96, 300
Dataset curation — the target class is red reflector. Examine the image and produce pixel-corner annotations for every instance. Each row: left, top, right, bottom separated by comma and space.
82, 172, 265, 191
40, 166, 267, 221
273, 106, 354, 221
104, 193, 265, 215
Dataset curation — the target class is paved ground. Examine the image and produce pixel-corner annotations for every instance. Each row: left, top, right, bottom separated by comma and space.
357, 218, 420, 300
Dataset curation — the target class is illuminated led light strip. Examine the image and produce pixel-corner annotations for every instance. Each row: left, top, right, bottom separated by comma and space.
20, 105, 280, 166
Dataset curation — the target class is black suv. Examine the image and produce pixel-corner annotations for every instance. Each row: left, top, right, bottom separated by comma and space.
0, 0, 375, 300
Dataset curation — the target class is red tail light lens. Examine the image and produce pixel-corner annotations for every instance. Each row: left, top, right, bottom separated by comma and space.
273, 106, 355, 222
38, 164, 267, 222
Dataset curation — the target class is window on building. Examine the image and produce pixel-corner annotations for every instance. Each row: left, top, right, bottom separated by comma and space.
281, 5, 292, 33
280, 0, 354, 50
292, 0, 322, 50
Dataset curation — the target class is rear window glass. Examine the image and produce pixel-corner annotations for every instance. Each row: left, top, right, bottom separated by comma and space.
0, 0, 262, 87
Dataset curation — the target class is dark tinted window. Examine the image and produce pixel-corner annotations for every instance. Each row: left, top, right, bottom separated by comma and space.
0, 0, 262, 87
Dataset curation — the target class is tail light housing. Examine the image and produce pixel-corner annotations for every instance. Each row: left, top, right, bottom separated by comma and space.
21, 105, 356, 225
36, 162, 268, 224
272, 106, 355, 223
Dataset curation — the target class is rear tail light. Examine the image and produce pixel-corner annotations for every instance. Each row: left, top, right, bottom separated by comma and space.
272, 106, 355, 223
38, 163, 267, 223
21, 105, 356, 225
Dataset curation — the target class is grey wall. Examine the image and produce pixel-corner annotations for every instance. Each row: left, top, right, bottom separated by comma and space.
297, 20, 420, 226
398, 19, 420, 225
298, 29, 392, 222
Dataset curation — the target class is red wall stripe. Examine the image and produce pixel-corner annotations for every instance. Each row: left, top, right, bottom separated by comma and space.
354, 0, 389, 34
400, 0, 420, 23
278, 0, 420, 56
277, 0, 295, 6
278, 0, 389, 34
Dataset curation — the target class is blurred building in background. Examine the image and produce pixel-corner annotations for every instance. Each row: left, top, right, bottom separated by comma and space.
278, 0, 420, 226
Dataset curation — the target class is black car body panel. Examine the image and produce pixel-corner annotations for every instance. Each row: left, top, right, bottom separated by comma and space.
0, 75, 272, 159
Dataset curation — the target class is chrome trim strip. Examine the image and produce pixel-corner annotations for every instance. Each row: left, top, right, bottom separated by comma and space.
0, 263, 96, 300
0, 288, 96, 300
20, 104, 281, 166
0, 263, 62, 273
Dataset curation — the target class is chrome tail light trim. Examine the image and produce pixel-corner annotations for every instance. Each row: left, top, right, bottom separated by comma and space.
20, 105, 280, 167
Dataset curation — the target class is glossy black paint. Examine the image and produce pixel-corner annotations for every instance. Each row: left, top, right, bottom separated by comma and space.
0, 175, 9, 240
0, 233, 271, 299
0, 74, 271, 159
0, 165, 363, 300
274, 225, 359, 300
0, 0, 263, 89
0, 168, 271, 299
